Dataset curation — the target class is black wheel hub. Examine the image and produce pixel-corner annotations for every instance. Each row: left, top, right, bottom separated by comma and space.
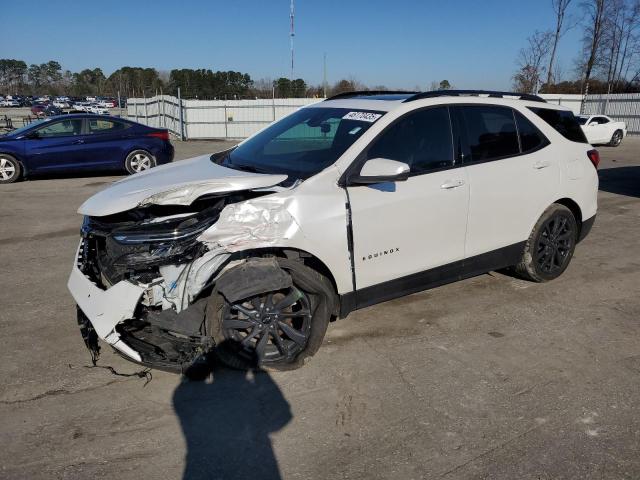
221, 287, 312, 364
535, 214, 574, 274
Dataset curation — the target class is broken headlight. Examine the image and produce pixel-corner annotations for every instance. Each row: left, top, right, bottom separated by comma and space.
111, 215, 216, 245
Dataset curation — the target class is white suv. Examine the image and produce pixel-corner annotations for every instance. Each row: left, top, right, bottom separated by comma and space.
68, 90, 598, 373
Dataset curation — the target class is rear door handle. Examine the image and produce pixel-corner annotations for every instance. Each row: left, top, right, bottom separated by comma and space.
533, 160, 551, 169
73, 139, 85, 144
441, 179, 465, 189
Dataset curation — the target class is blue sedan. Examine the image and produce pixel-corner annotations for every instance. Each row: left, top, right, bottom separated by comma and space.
0, 114, 174, 183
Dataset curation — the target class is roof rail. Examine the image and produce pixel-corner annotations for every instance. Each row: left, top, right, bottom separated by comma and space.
403, 90, 546, 103
325, 90, 419, 101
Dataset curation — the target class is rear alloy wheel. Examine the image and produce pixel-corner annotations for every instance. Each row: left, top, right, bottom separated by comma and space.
609, 130, 623, 147
515, 204, 577, 282
124, 150, 156, 174
0, 155, 21, 184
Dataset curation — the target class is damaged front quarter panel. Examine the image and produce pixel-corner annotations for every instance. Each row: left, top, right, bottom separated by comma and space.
197, 195, 302, 252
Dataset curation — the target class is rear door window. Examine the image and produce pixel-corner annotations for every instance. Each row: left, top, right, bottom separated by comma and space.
458, 105, 520, 162
514, 110, 549, 153
87, 118, 130, 134
528, 107, 588, 143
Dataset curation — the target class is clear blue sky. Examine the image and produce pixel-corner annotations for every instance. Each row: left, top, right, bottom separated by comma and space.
1, 0, 584, 90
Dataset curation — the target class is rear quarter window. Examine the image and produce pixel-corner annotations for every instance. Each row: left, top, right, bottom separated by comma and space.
528, 107, 588, 144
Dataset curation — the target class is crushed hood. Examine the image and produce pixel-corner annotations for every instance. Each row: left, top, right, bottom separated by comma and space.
78, 154, 288, 217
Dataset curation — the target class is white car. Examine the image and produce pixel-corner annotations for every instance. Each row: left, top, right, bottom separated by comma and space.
97, 100, 116, 108
87, 104, 109, 115
1, 99, 20, 107
68, 90, 598, 373
52, 100, 70, 109
72, 102, 90, 111
577, 114, 626, 146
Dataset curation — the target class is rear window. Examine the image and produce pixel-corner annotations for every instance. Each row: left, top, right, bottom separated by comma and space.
528, 107, 588, 144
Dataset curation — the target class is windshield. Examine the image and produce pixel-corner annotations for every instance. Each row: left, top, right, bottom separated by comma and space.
2, 119, 47, 137
216, 107, 385, 180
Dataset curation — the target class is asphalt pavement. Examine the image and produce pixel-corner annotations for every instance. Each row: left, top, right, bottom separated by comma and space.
0, 137, 639, 479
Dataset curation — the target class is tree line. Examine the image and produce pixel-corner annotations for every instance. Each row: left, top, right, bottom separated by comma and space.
513, 0, 640, 94
0, 58, 429, 99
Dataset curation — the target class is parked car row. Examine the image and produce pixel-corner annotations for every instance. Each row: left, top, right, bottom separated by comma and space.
0, 95, 126, 109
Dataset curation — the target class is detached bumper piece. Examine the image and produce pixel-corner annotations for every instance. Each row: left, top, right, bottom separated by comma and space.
115, 299, 212, 372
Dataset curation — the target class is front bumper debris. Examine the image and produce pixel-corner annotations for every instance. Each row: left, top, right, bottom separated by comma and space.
68, 258, 146, 362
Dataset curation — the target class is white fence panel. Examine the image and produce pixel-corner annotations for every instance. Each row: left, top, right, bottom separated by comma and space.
540, 93, 640, 135
129, 93, 640, 139
127, 96, 320, 140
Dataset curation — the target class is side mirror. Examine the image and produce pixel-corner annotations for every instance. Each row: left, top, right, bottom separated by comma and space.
588, 121, 598, 127
25, 131, 40, 139
349, 158, 410, 185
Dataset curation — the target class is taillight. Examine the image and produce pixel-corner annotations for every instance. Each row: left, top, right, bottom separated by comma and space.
587, 149, 600, 169
147, 130, 169, 141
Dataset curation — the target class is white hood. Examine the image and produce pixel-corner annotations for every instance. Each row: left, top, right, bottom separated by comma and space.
78, 154, 288, 217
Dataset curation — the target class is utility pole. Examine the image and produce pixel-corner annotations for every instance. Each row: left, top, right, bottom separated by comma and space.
323, 53, 327, 98
290, 0, 295, 80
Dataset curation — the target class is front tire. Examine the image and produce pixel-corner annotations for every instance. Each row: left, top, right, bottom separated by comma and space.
124, 149, 156, 175
609, 129, 623, 147
206, 258, 332, 371
0, 154, 22, 184
515, 204, 578, 282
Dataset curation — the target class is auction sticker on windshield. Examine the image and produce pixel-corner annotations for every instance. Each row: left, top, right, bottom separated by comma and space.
342, 111, 382, 122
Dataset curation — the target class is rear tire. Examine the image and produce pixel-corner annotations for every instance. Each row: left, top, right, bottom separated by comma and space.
515, 204, 578, 282
124, 149, 156, 175
0, 154, 22, 184
205, 258, 332, 371
609, 129, 623, 147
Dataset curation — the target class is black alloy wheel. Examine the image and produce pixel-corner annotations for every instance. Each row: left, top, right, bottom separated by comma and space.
514, 204, 578, 282
534, 213, 575, 275
221, 287, 313, 365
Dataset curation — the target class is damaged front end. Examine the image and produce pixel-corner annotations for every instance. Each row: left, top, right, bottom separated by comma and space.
69, 190, 279, 372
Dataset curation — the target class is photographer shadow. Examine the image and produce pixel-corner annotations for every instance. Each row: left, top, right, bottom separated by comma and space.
173, 360, 292, 480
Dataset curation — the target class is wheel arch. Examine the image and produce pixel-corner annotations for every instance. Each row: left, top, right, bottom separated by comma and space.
553, 197, 584, 238
218, 247, 341, 318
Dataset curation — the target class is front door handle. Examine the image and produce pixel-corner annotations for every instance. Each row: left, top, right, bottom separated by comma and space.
441, 179, 465, 189
533, 160, 551, 169
73, 139, 85, 145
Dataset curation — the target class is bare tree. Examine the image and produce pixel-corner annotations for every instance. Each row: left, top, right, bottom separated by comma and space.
547, 0, 575, 85
579, 0, 607, 98
513, 30, 553, 93
613, 1, 640, 88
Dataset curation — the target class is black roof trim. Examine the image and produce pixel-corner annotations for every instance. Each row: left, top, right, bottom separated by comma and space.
325, 90, 419, 101
403, 90, 546, 103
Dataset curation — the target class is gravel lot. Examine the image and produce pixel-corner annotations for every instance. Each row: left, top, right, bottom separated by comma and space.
0, 137, 639, 479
